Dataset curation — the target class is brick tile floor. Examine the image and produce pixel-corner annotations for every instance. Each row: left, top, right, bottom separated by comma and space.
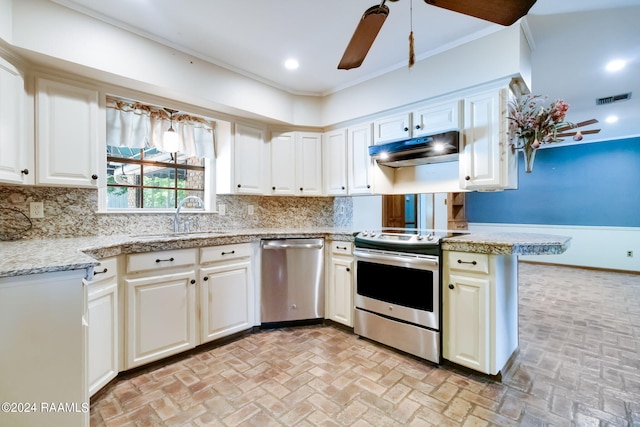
90, 263, 640, 426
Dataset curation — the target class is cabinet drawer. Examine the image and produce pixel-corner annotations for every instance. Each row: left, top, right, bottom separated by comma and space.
87, 257, 117, 283
447, 251, 489, 274
127, 249, 197, 274
331, 241, 353, 255
200, 243, 251, 264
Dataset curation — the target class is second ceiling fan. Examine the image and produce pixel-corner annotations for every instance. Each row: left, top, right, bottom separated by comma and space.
338, 0, 538, 70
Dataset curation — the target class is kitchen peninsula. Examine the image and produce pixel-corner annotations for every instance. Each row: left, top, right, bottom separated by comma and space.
0, 229, 569, 427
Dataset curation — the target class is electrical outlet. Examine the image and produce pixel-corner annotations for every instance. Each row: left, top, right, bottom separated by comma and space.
30, 202, 44, 218
248, 205, 254, 215
217, 204, 226, 215
627, 250, 634, 258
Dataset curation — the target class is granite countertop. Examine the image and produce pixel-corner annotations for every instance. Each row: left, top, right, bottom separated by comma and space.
0, 229, 570, 279
441, 232, 571, 255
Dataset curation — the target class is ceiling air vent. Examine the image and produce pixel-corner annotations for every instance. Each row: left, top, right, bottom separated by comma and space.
596, 92, 632, 105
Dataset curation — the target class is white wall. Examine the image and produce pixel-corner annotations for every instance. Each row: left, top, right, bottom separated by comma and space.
469, 223, 640, 272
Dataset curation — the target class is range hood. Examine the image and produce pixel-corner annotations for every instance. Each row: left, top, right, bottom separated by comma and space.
369, 130, 459, 168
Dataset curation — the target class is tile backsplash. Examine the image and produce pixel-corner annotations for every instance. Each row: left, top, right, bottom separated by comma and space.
0, 185, 353, 240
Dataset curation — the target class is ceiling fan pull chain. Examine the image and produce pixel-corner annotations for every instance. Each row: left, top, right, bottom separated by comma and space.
409, 0, 415, 68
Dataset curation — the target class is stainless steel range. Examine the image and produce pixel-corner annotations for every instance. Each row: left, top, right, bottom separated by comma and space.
353, 228, 458, 364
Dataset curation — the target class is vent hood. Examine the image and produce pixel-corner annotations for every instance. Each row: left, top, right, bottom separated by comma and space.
368, 130, 459, 168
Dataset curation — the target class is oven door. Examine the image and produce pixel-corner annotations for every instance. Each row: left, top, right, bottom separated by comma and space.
354, 248, 440, 331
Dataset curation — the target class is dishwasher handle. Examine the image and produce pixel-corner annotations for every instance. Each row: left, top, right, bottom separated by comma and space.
261, 240, 324, 250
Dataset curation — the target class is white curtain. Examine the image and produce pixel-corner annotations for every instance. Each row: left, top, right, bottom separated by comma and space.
106, 98, 216, 159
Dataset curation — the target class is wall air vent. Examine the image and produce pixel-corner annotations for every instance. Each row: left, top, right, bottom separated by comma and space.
596, 92, 632, 105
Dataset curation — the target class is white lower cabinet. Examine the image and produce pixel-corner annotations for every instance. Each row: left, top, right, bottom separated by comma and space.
327, 241, 354, 327
443, 250, 518, 375
199, 243, 255, 342
86, 257, 118, 397
124, 249, 198, 369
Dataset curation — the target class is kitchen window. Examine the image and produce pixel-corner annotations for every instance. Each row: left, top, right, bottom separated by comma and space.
104, 97, 216, 211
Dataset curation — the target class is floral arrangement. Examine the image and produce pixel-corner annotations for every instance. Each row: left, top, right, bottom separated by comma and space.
508, 94, 574, 151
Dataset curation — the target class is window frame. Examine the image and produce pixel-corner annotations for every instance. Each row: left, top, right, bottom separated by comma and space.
98, 92, 216, 213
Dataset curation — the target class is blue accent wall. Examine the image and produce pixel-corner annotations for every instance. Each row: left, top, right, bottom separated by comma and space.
466, 137, 640, 227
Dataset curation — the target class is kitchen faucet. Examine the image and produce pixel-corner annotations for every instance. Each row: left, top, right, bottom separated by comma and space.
174, 196, 204, 233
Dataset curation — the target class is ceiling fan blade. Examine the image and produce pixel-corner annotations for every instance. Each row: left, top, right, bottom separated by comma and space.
338, 4, 390, 70
556, 129, 601, 138
423, 0, 537, 26
556, 118, 599, 133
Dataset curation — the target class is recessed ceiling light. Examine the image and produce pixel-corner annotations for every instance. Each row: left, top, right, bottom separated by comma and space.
605, 115, 619, 124
284, 59, 299, 70
606, 59, 626, 72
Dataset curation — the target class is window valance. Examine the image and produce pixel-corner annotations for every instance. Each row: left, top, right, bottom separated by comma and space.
106, 97, 216, 159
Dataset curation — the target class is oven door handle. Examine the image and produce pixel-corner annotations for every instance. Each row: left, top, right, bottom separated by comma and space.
354, 249, 439, 267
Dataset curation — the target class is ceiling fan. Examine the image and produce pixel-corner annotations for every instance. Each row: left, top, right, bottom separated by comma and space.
338, 0, 538, 70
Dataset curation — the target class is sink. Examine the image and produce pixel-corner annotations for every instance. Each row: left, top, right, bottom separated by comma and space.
130, 231, 230, 240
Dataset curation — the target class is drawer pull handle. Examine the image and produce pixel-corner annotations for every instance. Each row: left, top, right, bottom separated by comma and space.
93, 267, 108, 276
156, 257, 175, 263
336, 246, 347, 250
457, 259, 477, 265
222, 250, 236, 256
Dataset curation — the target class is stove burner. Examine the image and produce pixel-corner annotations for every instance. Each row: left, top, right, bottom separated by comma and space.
354, 229, 468, 255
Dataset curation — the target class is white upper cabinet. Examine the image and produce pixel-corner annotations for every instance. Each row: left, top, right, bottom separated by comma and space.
413, 99, 462, 137
295, 132, 323, 196
267, 131, 323, 196
36, 77, 101, 188
0, 57, 33, 185
234, 122, 268, 194
269, 131, 297, 195
323, 128, 348, 196
459, 86, 517, 190
372, 112, 411, 144
347, 123, 373, 195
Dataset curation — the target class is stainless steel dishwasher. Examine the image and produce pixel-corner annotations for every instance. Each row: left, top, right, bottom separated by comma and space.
260, 238, 324, 326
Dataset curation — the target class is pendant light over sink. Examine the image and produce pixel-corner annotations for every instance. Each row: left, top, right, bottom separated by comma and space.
163, 108, 180, 153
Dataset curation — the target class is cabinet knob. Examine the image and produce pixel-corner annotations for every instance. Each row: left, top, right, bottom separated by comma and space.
190, 279, 196, 285
91, 174, 98, 180
367, 185, 371, 189
203, 276, 209, 281
272, 186, 276, 191
403, 127, 409, 132
465, 176, 471, 181
237, 184, 242, 188
346, 267, 351, 272
341, 186, 345, 190
300, 187, 304, 191
448, 284, 454, 290
415, 125, 421, 130
21, 169, 29, 175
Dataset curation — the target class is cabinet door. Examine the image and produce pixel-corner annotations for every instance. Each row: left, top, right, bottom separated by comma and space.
460, 88, 515, 190
328, 255, 353, 327
413, 99, 462, 136
373, 112, 411, 144
234, 122, 267, 194
87, 280, 118, 396
348, 123, 373, 195
444, 273, 490, 373
269, 131, 296, 195
296, 132, 323, 196
36, 77, 101, 187
125, 270, 197, 369
0, 58, 33, 185
200, 258, 254, 343
324, 129, 348, 195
